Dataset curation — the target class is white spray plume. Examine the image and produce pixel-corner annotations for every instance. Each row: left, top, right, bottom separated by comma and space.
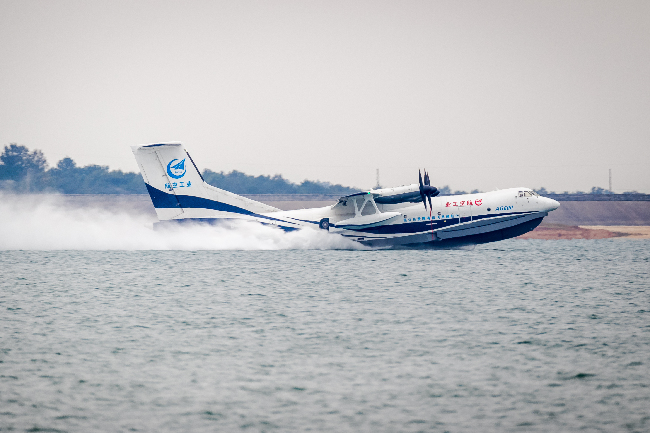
0, 194, 364, 251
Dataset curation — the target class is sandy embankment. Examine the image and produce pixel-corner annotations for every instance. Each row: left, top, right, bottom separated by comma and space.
518, 224, 650, 240
580, 226, 650, 239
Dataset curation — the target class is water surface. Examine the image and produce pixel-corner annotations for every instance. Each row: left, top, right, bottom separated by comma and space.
1, 240, 649, 432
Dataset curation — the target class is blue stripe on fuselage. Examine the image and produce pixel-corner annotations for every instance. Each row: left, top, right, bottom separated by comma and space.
157, 217, 300, 232
147, 183, 256, 215
345, 211, 536, 235
145, 184, 297, 225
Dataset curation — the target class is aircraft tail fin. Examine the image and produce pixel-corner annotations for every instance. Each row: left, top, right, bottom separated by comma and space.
131, 143, 279, 220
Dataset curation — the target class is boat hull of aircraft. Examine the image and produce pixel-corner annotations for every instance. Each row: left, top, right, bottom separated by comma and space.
132, 143, 560, 249
349, 212, 547, 249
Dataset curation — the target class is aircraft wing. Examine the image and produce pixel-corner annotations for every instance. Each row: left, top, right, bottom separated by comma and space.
335, 185, 423, 207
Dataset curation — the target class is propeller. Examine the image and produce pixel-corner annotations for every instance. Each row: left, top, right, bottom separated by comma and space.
418, 169, 439, 211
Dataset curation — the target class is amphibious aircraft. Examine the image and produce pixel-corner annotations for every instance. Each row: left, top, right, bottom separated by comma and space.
132, 143, 559, 248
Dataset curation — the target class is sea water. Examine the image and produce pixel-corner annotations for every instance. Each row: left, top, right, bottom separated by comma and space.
0, 196, 649, 432
1, 241, 649, 433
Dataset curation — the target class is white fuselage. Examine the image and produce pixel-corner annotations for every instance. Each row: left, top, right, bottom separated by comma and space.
246, 187, 559, 248
132, 143, 559, 248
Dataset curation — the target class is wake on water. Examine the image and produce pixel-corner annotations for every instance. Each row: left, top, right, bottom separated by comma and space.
0, 194, 364, 251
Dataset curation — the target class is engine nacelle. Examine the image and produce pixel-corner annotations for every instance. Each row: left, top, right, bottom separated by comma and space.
370, 184, 423, 204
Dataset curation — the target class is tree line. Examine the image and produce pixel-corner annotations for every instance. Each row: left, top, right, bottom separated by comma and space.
0, 144, 359, 195
2, 144, 633, 196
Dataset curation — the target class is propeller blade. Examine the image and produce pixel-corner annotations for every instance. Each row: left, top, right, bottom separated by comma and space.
428, 195, 432, 210
424, 171, 430, 186
419, 169, 427, 210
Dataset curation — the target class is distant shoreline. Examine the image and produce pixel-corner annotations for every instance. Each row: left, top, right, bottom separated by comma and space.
517, 225, 650, 240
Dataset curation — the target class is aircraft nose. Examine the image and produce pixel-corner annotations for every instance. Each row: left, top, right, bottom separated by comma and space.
545, 198, 560, 211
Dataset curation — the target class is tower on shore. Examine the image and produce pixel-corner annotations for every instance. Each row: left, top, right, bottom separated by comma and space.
609, 168, 612, 192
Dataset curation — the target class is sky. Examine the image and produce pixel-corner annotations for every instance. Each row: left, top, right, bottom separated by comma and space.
1, 0, 648, 193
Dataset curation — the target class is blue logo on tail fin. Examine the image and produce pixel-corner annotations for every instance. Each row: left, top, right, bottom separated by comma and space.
166, 159, 186, 179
